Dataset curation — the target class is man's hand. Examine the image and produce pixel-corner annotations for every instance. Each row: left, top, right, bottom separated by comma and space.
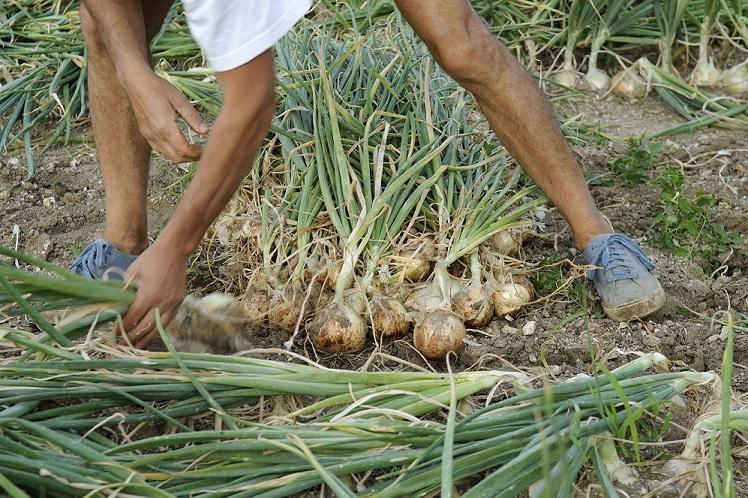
125, 69, 209, 163
121, 241, 187, 349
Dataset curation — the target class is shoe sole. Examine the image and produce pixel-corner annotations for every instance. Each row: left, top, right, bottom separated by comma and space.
602, 284, 666, 322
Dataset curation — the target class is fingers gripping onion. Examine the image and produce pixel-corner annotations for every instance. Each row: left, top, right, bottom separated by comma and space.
413, 309, 466, 360
168, 293, 249, 353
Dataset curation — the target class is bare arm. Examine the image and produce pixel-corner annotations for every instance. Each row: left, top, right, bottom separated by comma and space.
121, 50, 277, 348
81, 0, 207, 161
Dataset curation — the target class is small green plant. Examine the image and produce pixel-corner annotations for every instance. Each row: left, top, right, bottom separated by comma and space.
607, 138, 664, 187
531, 252, 587, 305
653, 167, 741, 273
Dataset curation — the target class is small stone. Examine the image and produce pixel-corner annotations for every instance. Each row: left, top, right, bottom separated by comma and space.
0, 190, 8, 202
618, 322, 628, 330
522, 321, 537, 336
720, 327, 729, 341
529, 353, 538, 363
42, 196, 55, 207
7, 157, 20, 167
550, 365, 562, 375
697, 301, 708, 312
707, 334, 720, 343
501, 325, 520, 336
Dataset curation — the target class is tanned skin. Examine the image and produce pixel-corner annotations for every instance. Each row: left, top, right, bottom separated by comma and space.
80, 0, 611, 347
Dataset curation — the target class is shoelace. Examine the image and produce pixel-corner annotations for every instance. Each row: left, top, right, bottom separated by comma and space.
586, 234, 655, 282
69, 240, 112, 279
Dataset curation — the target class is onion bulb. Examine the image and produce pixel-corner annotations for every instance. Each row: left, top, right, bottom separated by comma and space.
611, 68, 647, 99
310, 301, 367, 353
691, 58, 722, 87
583, 67, 610, 91
491, 282, 532, 317
268, 286, 306, 332
722, 63, 748, 95
370, 295, 411, 338
242, 286, 270, 326
485, 230, 522, 256
553, 69, 580, 88
452, 284, 494, 328
405, 285, 447, 313
413, 310, 466, 360
168, 293, 249, 353
395, 238, 435, 282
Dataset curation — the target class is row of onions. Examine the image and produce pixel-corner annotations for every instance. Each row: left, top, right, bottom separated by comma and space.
2, 1, 747, 176
203, 23, 545, 359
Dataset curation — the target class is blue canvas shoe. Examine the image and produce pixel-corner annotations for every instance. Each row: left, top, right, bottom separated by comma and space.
70, 239, 138, 280
583, 233, 666, 321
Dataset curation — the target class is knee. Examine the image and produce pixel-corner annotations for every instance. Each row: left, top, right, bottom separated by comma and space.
79, 4, 108, 61
428, 22, 503, 86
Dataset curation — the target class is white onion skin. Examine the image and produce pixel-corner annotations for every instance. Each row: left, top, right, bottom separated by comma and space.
405, 285, 445, 313
370, 295, 412, 338
583, 67, 610, 91
611, 69, 647, 99
396, 238, 435, 282
691, 59, 722, 87
491, 282, 532, 317
413, 310, 466, 360
452, 285, 494, 328
553, 69, 580, 88
723, 63, 748, 95
485, 230, 521, 256
310, 302, 367, 353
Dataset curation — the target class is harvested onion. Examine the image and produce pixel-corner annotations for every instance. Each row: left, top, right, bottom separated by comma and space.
583, 67, 610, 91
370, 295, 411, 338
168, 293, 250, 353
413, 309, 466, 360
310, 300, 367, 353
611, 68, 647, 99
723, 63, 748, 95
452, 284, 494, 328
691, 58, 721, 87
552, 69, 580, 88
491, 281, 532, 317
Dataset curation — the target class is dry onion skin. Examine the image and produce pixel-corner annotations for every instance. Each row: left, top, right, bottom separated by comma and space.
395, 238, 435, 282
491, 282, 532, 317
484, 230, 521, 256
452, 284, 494, 328
370, 295, 411, 338
723, 63, 748, 95
611, 68, 647, 99
310, 301, 367, 353
583, 67, 610, 91
268, 286, 307, 333
413, 310, 466, 360
552, 69, 580, 88
242, 286, 270, 326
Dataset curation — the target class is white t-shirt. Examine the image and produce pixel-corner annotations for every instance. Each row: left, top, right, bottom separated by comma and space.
181, 0, 312, 72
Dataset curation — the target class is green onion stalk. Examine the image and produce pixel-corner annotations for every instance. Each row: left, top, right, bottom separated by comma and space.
638, 58, 748, 138
0, 353, 712, 497
553, 0, 598, 87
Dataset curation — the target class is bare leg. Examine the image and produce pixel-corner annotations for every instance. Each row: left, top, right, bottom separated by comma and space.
395, 0, 612, 249
80, 1, 173, 255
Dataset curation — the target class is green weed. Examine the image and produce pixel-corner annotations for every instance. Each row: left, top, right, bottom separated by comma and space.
652, 167, 741, 274
607, 138, 663, 187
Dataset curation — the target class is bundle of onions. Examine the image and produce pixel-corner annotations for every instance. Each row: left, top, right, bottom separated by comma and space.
691, 0, 722, 87
410, 160, 545, 360
308, 57, 454, 353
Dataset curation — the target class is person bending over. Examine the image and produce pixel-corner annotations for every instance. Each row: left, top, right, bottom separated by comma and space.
72, 0, 666, 348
